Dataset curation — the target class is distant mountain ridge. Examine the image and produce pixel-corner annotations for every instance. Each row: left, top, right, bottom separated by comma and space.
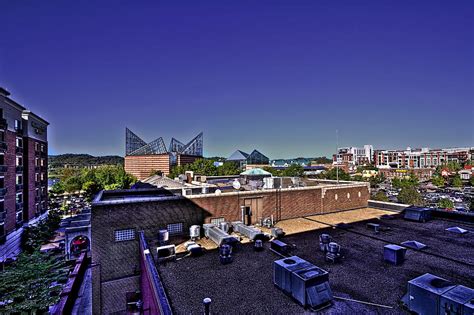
49, 154, 124, 168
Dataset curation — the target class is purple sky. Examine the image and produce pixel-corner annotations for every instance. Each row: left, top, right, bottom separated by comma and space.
1, 1, 473, 158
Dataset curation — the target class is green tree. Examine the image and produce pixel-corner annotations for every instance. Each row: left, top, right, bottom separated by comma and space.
438, 198, 454, 209
431, 175, 445, 187
82, 181, 102, 201
62, 176, 83, 193
373, 191, 389, 202
149, 169, 164, 177
392, 173, 419, 189
262, 166, 282, 177
323, 168, 351, 181
282, 164, 305, 177
369, 173, 386, 188
398, 186, 422, 205
217, 162, 240, 176
50, 182, 65, 195
451, 175, 463, 188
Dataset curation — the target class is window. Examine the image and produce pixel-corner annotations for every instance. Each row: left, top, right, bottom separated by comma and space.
16, 156, 22, 167
40, 144, 45, 152
16, 175, 23, 185
167, 223, 184, 235
210, 217, 225, 226
16, 137, 23, 148
115, 229, 135, 242
16, 211, 23, 223
347, 193, 350, 199
35, 143, 40, 152
0, 177, 4, 189
0, 154, 4, 165
16, 193, 23, 203
358, 191, 361, 198
335, 194, 338, 200
0, 130, 4, 142
14, 119, 22, 130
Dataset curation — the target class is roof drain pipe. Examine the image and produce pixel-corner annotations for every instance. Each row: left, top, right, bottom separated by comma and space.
203, 297, 212, 315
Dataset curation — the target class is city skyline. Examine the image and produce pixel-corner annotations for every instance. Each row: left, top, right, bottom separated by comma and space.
1, 1, 473, 158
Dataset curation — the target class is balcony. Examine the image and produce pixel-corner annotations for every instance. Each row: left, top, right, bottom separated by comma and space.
0, 165, 7, 173
0, 118, 7, 130
15, 146, 23, 154
16, 166, 23, 173
0, 188, 7, 197
15, 184, 23, 191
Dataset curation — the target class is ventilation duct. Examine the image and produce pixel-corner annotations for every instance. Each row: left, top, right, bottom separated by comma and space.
231, 221, 265, 241
203, 224, 239, 246
403, 207, 431, 222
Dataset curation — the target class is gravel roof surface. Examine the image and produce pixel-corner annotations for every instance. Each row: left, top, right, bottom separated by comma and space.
158, 215, 474, 314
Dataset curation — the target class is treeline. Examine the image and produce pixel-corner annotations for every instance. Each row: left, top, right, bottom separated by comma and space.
50, 165, 136, 199
168, 158, 241, 179
49, 154, 124, 168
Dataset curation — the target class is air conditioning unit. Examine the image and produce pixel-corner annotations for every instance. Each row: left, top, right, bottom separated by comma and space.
273, 256, 332, 309
157, 245, 176, 262
440, 285, 474, 315
231, 221, 265, 241
384, 244, 407, 265
203, 224, 239, 246
402, 273, 457, 315
403, 207, 431, 222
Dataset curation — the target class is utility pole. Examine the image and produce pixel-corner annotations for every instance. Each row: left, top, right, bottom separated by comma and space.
336, 129, 339, 184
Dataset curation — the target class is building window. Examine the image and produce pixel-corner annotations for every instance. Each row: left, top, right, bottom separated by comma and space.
335, 194, 338, 201
16, 175, 23, 185
358, 191, 361, 198
14, 119, 22, 131
0, 154, 4, 165
16, 211, 23, 223
16, 156, 22, 167
16, 138, 23, 148
210, 217, 225, 226
40, 144, 45, 152
114, 229, 135, 242
16, 193, 23, 204
167, 223, 184, 235
347, 193, 350, 199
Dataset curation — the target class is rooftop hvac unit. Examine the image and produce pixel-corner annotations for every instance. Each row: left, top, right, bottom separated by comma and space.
270, 240, 290, 256
185, 241, 203, 256
401, 273, 457, 315
273, 256, 332, 309
158, 229, 169, 245
440, 285, 474, 315
325, 242, 341, 263
189, 225, 201, 240
231, 221, 265, 241
403, 207, 431, 222
271, 227, 285, 239
203, 224, 239, 246
219, 244, 233, 264
383, 244, 406, 265
254, 239, 264, 251
219, 222, 230, 233
319, 234, 332, 252
157, 245, 176, 262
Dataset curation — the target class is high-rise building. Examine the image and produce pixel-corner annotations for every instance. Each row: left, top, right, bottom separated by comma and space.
0, 87, 49, 244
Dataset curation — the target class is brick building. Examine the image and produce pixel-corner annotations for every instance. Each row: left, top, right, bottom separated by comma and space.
91, 181, 369, 314
124, 128, 202, 179
374, 147, 473, 169
0, 87, 48, 244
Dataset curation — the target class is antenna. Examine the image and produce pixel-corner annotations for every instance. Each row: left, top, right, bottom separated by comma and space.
336, 129, 339, 184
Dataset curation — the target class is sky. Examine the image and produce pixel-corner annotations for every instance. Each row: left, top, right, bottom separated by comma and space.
1, 0, 473, 159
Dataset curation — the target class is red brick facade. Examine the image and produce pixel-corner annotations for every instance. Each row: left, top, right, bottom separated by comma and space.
189, 184, 370, 223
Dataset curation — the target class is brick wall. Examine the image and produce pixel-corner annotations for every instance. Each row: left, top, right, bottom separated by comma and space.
91, 197, 207, 314
125, 154, 171, 180
25, 138, 36, 220
189, 184, 370, 223
4, 130, 17, 233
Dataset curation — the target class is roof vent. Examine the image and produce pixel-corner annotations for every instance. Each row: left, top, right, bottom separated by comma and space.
401, 240, 427, 250
445, 227, 468, 234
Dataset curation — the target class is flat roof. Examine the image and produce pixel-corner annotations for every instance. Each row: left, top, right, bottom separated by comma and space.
92, 188, 181, 206
158, 212, 474, 314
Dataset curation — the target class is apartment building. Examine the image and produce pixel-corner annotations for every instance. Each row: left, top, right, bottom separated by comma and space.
0, 87, 48, 244
374, 147, 473, 169
332, 145, 374, 171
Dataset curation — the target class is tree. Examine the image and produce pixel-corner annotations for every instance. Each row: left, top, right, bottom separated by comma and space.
369, 173, 386, 188
149, 169, 164, 177
392, 173, 419, 189
373, 191, 389, 202
217, 162, 240, 176
82, 181, 102, 201
262, 166, 282, 177
62, 176, 83, 193
438, 198, 454, 209
49, 182, 65, 195
323, 168, 351, 181
282, 164, 305, 177
451, 176, 463, 188
431, 175, 445, 187
398, 186, 422, 205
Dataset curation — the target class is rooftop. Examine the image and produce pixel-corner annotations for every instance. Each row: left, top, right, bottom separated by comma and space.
158, 211, 474, 314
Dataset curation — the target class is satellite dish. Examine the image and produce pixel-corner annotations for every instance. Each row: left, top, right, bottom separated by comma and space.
215, 189, 222, 195
232, 180, 241, 190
